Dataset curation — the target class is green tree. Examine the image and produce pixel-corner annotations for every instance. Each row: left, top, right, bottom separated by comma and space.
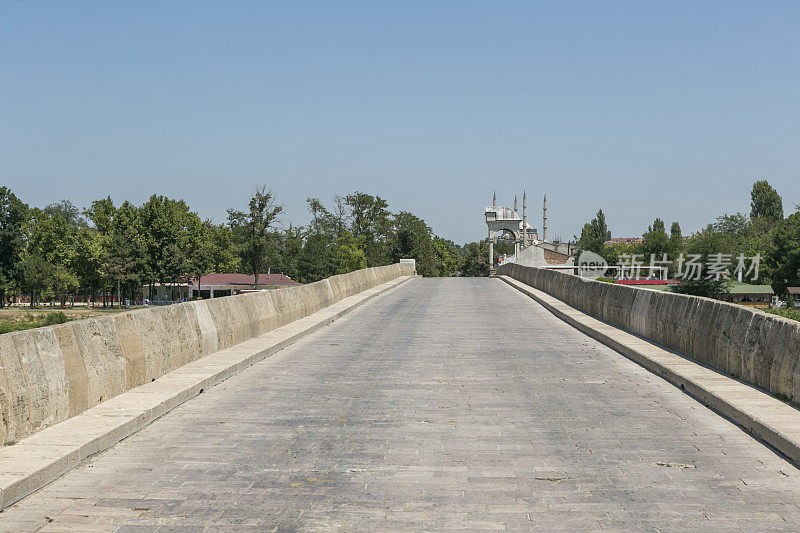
714, 212, 749, 236
599, 241, 624, 270
51, 264, 79, 307
28, 205, 80, 266
330, 195, 351, 237
461, 241, 491, 277
228, 186, 283, 288
295, 196, 353, 282
82, 196, 116, 306
298, 192, 457, 279
640, 218, 670, 260
26, 204, 82, 305
770, 210, 800, 296
0, 187, 28, 307
110, 201, 146, 303
202, 222, 239, 273
44, 200, 86, 228
750, 180, 783, 221
21, 254, 53, 307
105, 229, 142, 308
346, 192, 391, 267
710, 212, 774, 283
140, 195, 202, 296
433, 237, 461, 277
276, 225, 303, 280
575, 209, 611, 261
191, 221, 240, 298
73, 226, 106, 305
494, 241, 515, 256
673, 277, 731, 297
329, 231, 367, 274
297, 232, 331, 283
84, 196, 116, 235
675, 225, 733, 296
390, 211, 438, 276
669, 222, 683, 255
306, 197, 333, 237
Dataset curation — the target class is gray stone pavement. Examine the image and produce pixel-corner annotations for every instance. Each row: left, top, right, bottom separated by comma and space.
3, 278, 800, 532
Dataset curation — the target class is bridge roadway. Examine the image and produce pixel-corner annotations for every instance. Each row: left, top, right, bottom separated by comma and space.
4, 278, 800, 531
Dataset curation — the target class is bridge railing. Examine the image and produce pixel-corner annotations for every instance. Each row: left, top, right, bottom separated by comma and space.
498, 262, 800, 403
0, 263, 415, 445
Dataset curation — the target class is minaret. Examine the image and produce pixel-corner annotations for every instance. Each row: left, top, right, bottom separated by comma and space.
522, 190, 528, 246
543, 193, 548, 243
513, 194, 520, 255
489, 191, 496, 271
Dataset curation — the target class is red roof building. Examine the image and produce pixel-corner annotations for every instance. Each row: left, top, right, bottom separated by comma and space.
188, 273, 300, 288
187, 273, 301, 299
144, 273, 301, 303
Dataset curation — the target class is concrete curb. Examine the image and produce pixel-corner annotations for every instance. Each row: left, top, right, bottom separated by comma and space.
498, 275, 800, 466
0, 276, 415, 510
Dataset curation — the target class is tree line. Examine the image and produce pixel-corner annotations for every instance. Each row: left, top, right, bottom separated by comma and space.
575, 179, 799, 296
0, 186, 492, 308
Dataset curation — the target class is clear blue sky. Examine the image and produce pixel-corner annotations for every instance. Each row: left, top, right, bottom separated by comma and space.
2, 1, 799, 244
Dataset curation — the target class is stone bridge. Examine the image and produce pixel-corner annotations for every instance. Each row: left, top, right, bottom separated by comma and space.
2, 264, 800, 531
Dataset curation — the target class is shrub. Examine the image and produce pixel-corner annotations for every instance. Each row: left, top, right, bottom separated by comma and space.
673, 278, 731, 297
765, 307, 800, 322
43, 311, 70, 326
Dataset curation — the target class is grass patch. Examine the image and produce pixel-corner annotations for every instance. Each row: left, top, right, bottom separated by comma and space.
764, 307, 800, 322
0, 311, 73, 334
0, 321, 42, 334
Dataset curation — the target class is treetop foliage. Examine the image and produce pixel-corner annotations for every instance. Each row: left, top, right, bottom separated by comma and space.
0, 186, 492, 307
576, 179, 794, 297
751, 180, 784, 221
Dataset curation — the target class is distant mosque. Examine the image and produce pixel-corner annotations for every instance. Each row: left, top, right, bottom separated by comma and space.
484, 191, 572, 271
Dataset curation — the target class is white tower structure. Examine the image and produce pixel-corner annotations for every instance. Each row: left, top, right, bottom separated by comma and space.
485, 191, 539, 272
543, 194, 548, 243
522, 190, 528, 246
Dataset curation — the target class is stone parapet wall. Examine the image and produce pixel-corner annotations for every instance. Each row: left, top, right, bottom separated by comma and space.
0, 263, 414, 444
498, 263, 800, 401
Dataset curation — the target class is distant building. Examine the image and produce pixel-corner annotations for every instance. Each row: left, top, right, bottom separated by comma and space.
143, 273, 301, 302
188, 273, 300, 299
605, 237, 643, 245
784, 287, 800, 299
711, 282, 774, 308
485, 191, 576, 270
